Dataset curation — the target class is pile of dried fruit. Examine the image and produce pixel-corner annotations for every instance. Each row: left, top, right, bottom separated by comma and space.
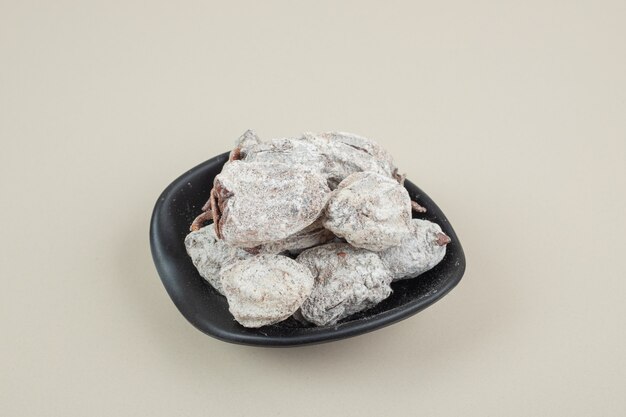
185, 131, 450, 328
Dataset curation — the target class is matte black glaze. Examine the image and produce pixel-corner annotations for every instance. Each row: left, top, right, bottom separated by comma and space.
150, 152, 466, 347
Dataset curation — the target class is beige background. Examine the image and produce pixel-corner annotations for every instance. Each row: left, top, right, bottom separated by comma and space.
1, 1, 625, 416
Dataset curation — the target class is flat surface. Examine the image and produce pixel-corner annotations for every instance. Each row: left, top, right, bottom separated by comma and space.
150, 152, 465, 346
1, 1, 625, 416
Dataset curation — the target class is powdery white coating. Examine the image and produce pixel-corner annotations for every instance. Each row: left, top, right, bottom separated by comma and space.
235, 129, 261, 150
229, 129, 263, 162
323, 172, 412, 251
184, 226, 253, 295
256, 218, 335, 255
220, 255, 315, 328
297, 243, 393, 326
316, 131, 398, 188
320, 131, 396, 169
379, 219, 448, 281
236, 131, 399, 189
237, 133, 326, 173
214, 161, 331, 247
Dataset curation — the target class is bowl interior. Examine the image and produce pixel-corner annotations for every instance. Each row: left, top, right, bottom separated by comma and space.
150, 152, 466, 346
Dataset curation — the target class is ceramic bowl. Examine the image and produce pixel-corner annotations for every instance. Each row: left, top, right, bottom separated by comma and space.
150, 152, 466, 346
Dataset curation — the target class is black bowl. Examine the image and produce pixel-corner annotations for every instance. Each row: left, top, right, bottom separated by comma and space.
150, 152, 466, 346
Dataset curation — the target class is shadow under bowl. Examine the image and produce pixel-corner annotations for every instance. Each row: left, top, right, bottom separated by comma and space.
150, 152, 466, 347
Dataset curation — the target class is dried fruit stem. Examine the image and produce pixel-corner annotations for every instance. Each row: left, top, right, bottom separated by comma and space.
435, 232, 451, 246
210, 187, 222, 239
393, 168, 406, 185
190, 210, 213, 232
229, 146, 242, 162
411, 201, 427, 213
190, 187, 220, 232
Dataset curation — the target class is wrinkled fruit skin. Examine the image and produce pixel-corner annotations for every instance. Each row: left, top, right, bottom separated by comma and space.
297, 243, 393, 326
214, 161, 331, 247
255, 218, 335, 255
379, 219, 448, 281
316, 131, 398, 188
185, 130, 451, 329
234, 131, 326, 173
235, 130, 398, 189
184, 226, 253, 295
221, 255, 314, 328
323, 172, 412, 251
